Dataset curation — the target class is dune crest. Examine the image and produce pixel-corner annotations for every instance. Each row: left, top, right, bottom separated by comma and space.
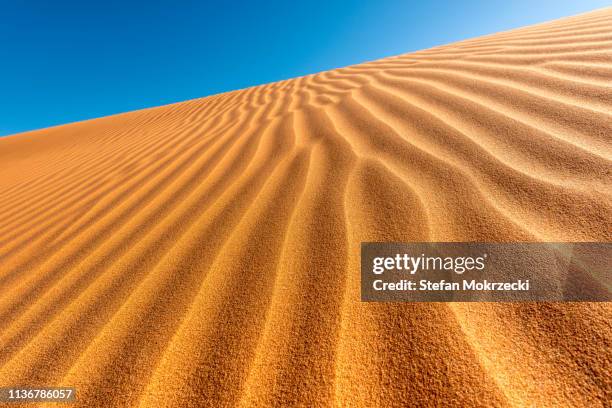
0, 8, 611, 407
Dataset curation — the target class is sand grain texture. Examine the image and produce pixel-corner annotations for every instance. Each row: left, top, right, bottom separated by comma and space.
1, 8, 611, 407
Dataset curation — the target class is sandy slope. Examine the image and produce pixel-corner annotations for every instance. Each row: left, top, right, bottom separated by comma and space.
0, 8, 611, 407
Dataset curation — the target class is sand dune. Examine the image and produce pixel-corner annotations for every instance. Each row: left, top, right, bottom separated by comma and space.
0, 8, 611, 407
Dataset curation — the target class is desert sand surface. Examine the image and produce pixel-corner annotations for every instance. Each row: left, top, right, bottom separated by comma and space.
0, 8, 611, 408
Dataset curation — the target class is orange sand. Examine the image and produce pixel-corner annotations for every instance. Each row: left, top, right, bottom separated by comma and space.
0, 8, 611, 408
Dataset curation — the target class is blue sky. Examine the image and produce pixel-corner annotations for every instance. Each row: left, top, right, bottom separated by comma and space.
1, 1, 609, 136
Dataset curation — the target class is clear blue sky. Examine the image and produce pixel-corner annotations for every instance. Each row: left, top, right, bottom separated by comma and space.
1, 0, 609, 136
